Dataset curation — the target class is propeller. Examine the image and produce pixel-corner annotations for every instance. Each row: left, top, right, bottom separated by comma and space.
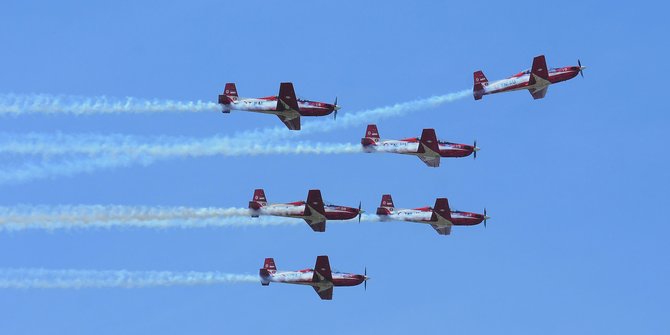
483, 208, 488, 228
578, 59, 585, 78
364, 267, 368, 291
473, 140, 478, 159
358, 201, 363, 223
333, 97, 339, 120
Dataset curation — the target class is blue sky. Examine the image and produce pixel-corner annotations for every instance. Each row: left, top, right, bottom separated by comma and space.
0, 1, 668, 334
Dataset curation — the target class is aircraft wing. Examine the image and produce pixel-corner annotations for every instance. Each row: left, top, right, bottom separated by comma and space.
430, 223, 452, 235
528, 55, 549, 85
418, 155, 441, 167
312, 286, 333, 300
304, 219, 326, 232
312, 255, 333, 282
529, 86, 548, 100
277, 82, 300, 111
430, 198, 453, 224
276, 114, 301, 130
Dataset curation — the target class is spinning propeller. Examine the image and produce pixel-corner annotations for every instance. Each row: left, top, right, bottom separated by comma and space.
333, 97, 340, 120
364, 267, 368, 291
357, 201, 363, 223
578, 59, 586, 78
483, 208, 489, 228
473, 140, 479, 159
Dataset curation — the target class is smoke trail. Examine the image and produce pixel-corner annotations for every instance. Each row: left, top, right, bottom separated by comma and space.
0, 268, 258, 289
230, 89, 472, 143
0, 89, 469, 183
0, 133, 362, 157
0, 93, 218, 115
0, 156, 148, 185
0, 139, 362, 184
0, 205, 299, 231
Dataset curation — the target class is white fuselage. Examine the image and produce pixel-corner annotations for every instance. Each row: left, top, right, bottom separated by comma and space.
223, 98, 282, 113
484, 75, 534, 93
370, 140, 421, 155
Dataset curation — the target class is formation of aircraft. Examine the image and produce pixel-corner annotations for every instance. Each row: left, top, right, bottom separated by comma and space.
234, 55, 582, 299
361, 124, 479, 167
376, 194, 489, 235
218, 82, 340, 130
473, 54, 585, 100
260, 256, 368, 300
248, 189, 363, 232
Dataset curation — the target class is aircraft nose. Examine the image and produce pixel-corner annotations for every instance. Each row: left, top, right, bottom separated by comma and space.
334, 105, 341, 111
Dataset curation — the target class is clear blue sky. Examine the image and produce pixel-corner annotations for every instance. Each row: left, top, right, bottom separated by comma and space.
0, 1, 668, 334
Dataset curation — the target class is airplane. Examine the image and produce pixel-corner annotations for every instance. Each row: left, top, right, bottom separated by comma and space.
260, 255, 368, 300
248, 189, 363, 232
218, 82, 340, 130
361, 124, 479, 167
473, 55, 586, 100
376, 194, 489, 235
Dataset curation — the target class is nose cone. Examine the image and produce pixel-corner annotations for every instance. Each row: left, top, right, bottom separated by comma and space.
334, 104, 341, 111
354, 274, 368, 285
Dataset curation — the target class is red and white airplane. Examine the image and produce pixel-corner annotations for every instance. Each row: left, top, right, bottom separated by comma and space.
248, 189, 363, 232
361, 124, 479, 167
376, 194, 489, 235
218, 82, 340, 130
260, 256, 368, 300
473, 55, 586, 100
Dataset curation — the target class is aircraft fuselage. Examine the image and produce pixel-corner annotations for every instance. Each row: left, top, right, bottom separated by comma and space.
480, 66, 581, 97
222, 97, 336, 117
262, 270, 365, 287
257, 202, 359, 221
382, 208, 486, 226
362, 139, 476, 158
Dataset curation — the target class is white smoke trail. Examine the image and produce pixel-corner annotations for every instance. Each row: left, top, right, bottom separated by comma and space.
0, 156, 147, 185
0, 139, 362, 184
230, 89, 472, 142
0, 205, 299, 231
0, 93, 218, 115
0, 89, 470, 183
0, 133, 362, 157
0, 269, 258, 289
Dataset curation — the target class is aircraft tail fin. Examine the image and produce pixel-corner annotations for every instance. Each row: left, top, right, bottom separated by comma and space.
219, 83, 238, 105
259, 257, 276, 286
473, 71, 488, 100
362, 124, 381, 147
376, 194, 395, 215
249, 189, 267, 217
